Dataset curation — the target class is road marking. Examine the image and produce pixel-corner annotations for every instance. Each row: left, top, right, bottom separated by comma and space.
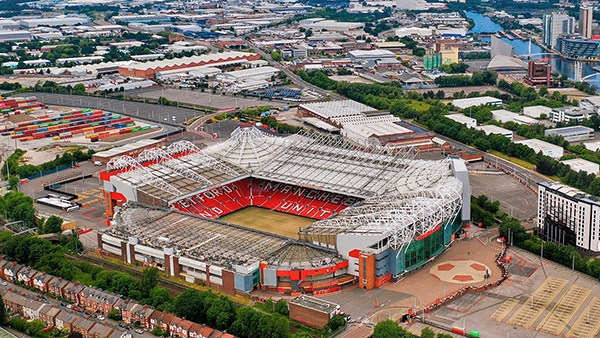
567, 297, 600, 338
490, 298, 519, 322
507, 277, 568, 329
537, 285, 590, 335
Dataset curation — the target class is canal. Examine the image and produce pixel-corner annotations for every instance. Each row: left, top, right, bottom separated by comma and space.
466, 11, 600, 87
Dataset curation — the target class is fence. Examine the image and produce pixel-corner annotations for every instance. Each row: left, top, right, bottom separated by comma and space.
24, 162, 76, 181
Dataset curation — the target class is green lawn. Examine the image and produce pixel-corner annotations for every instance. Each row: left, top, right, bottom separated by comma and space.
489, 150, 562, 182
489, 150, 535, 170
407, 100, 431, 112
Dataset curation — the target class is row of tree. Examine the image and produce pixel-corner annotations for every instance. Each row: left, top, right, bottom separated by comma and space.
433, 71, 497, 87
373, 320, 452, 338
2, 147, 95, 180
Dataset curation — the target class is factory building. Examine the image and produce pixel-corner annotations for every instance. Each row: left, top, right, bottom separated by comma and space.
446, 113, 477, 129
452, 96, 502, 110
19, 15, 89, 28
118, 52, 261, 79
491, 109, 538, 125
0, 30, 33, 42
215, 66, 279, 83
560, 158, 599, 175
544, 126, 594, 142
348, 49, 397, 62
514, 139, 563, 159
475, 125, 514, 141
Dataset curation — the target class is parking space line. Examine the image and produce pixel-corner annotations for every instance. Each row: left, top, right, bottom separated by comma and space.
507, 277, 568, 329
567, 297, 600, 338
537, 285, 591, 336
490, 298, 519, 322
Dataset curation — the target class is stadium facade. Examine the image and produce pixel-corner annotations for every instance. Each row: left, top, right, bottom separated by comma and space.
99, 126, 470, 295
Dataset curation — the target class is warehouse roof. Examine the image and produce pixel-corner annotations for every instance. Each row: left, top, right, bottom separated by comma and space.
475, 125, 513, 136
348, 49, 397, 58
218, 66, 279, 79
561, 158, 599, 174
452, 96, 502, 109
545, 125, 594, 136
121, 52, 257, 72
93, 139, 162, 160
300, 100, 377, 119
515, 138, 561, 151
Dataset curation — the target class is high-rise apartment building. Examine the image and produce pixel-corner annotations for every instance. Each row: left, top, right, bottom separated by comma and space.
543, 11, 575, 48
580, 3, 594, 38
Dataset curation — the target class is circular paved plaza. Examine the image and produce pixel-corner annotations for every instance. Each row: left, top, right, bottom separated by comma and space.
429, 260, 491, 284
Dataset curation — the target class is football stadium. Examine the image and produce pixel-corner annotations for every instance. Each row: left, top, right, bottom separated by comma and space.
98, 125, 470, 296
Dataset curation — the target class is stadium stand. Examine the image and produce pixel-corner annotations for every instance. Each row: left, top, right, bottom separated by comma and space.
99, 125, 470, 294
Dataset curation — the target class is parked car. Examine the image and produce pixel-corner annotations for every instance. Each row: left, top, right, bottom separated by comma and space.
134, 329, 144, 334
118, 323, 126, 328
97, 315, 105, 320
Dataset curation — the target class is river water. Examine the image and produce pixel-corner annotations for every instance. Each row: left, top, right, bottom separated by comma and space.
465, 11, 600, 88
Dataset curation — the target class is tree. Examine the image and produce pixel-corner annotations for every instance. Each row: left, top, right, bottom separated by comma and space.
43, 215, 63, 234
173, 289, 206, 323
539, 86, 549, 97
107, 309, 122, 321
73, 83, 86, 95
141, 267, 159, 297
373, 320, 401, 338
274, 299, 289, 316
421, 327, 436, 338
271, 51, 282, 61
149, 286, 172, 309
325, 315, 346, 333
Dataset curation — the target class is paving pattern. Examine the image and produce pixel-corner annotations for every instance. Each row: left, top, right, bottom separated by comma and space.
73, 187, 104, 206
429, 260, 492, 284
537, 285, 591, 335
566, 297, 600, 338
490, 297, 520, 322
507, 277, 568, 328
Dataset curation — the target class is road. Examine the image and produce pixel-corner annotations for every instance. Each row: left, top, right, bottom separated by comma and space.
0, 279, 154, 338
243, 39, 344, 101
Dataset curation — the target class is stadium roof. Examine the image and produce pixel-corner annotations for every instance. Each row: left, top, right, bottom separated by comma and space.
106, 126, 463, 251
106, 205, 344, 270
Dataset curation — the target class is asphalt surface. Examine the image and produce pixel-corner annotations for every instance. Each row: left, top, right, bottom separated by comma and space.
243, 39, 344, 101
15, 93, 204, 131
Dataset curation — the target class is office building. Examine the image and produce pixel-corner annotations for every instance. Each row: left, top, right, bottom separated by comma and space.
523, 60, 553, 87
580, 4, 594, 39
556, 36, 600, 58
550, 106, 595, 123
543, 11, 575, 48
538, 181, 600, 253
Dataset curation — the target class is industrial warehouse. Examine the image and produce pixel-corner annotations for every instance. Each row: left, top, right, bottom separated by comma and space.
98, 125, 469, 296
